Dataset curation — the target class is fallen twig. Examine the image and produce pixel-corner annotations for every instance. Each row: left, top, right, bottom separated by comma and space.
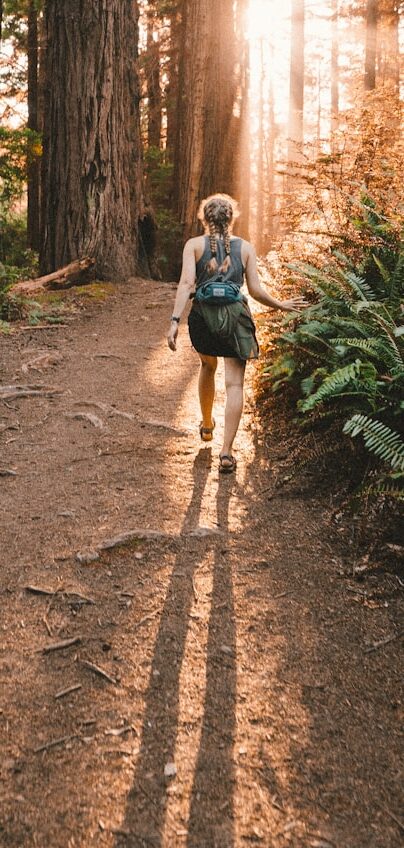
26, 585, 55, 596
55, 683, 82, 700
274, 590, 294, 599
26, 586, 95, 605
34, 734, 78, 753
0, 384, 63, 400
81, 660, 117, 685
41, 636, 82, 654
364, 631, 404, 654
104, 726, 133, 737
42, 616, 53, 637
376, 802, 404, 832
134, 611, 160, 628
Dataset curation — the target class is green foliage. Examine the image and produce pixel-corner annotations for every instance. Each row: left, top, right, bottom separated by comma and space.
0, 213, 39, 311
0, 126, 41, 300
0, 126, 42, 213
144, 146, 181, 278
343, 415, 404, 473
262, 198, 404, 497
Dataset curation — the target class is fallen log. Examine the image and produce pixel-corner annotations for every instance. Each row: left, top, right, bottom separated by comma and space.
12, 257, 96, 294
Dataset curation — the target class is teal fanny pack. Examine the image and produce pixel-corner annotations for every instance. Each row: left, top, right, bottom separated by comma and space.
194, 281, 242, 305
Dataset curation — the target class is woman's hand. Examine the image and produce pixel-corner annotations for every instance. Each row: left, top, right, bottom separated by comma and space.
279, 296, 308, 312
167, 322, 179, 351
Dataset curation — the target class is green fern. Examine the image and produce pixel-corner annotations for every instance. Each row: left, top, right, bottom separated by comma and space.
343, 270, 377, 302
343, 414, 404, 471
300, 360, 377, 412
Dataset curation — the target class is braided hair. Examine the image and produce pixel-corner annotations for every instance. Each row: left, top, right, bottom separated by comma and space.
197, 193, 239, 276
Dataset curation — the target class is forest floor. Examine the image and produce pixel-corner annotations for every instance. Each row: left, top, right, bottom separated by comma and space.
0, 277, 402, 848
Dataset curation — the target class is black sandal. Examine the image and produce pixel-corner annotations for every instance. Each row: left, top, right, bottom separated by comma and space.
219, 454, 237, 474
199, 419, 215, 442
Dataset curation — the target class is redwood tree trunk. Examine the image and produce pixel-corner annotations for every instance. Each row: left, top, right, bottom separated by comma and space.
146, 3, 162, 149
256, 39, 265, 254
40, 0, 143, 280
166, 1, 181, 161
364, 0, 378, 90
288, 0, 305, 167
174, 0, 243, 242
27, 1, 40, 251
331, 0, 339, 138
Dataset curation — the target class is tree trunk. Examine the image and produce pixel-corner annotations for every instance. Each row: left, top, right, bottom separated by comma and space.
166, 1, 181, 161
40, 0, 143, 280
27, 1, 40, 252
256, 39, 265, 254
267, 64, 276, 245
237, 35, 251, 239
364, 0, 378, 90
174, 0, 243, 242
330, 0, 339, 139
379, 0, 400, 89
288, 0, 305, 166
146, 3, 162, 149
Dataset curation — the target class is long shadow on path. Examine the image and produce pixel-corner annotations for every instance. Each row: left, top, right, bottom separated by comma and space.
116, 449, 239, 847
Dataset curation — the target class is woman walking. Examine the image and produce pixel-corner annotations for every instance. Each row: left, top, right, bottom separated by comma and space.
167, 193, 306, 473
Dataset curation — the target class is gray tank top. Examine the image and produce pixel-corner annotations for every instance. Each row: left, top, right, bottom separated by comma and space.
195, 236, 245, 289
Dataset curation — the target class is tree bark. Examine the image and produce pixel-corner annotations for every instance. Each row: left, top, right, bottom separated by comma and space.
379, 0, 400, 89
174, 0, 243, 242
40, 0, 143, 280
364, 0, 378, 90
288, 0, 305, 165
267, 67, 276, 245
27, 1, 40, 252
330, 0, 339, 139
166, 1, 181, 161
146, 3, 162, 149
237, 34, 251, 240
256, 39, 265, 254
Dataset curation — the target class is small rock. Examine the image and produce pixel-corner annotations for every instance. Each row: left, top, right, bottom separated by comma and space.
164, 761, 177, 778
76, 549, 100, 565
220, 644, 233, 655
0, 469, 17, 477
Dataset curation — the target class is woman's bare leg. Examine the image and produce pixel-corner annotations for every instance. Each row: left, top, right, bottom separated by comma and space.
198, 354, 217, 428
221, 357, 246, 462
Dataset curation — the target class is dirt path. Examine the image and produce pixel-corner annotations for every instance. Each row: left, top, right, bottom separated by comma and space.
0, 278, 402, 848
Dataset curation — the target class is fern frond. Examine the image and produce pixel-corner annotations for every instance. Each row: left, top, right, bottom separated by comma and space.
343, 414, 404, 471
388, 253, 404, 304
332, 337, 401, 369
361, 476, 404, 500
300, 360, 376, 412
343, 270, 377, 302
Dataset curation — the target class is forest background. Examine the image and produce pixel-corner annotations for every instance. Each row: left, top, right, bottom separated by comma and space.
0, 0, 403, 509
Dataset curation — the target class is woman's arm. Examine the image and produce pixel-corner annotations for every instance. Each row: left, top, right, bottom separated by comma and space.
245, 243, 307, 312
167, 239, 197, 351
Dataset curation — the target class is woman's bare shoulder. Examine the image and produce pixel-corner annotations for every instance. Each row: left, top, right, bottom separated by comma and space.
239, 238, 256, 265
184, 235, 205, 249
183, 234, 206, 262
